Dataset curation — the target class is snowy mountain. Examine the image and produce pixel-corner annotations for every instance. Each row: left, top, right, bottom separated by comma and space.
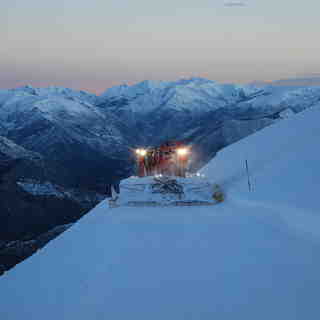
98, 78, 320, 167
6, 85, 98, 104
1, 78, 320, 273
1, 101, 319, 320
2, 78, 320, 187
0, 86, 131, 191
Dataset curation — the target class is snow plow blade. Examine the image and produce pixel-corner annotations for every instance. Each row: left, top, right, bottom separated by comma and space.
109, 176, 224, 208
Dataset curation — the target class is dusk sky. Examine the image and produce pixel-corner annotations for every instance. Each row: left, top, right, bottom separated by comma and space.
1, 0, 319, 93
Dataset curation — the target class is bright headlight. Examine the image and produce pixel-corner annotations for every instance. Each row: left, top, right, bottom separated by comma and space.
136, 149, 147, 156
177, 148, 188, 156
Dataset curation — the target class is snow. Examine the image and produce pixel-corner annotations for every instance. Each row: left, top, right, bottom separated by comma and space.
279, 108, 295, 119
17, 180, 106, 204
2, 79, 320, 160
101, 80, 167, 99
0, 136, 40, 160
15, 85, 98, 104
237, 85, 320, 114
202, 104, 320, 220
100, 78, 259, 104
99, 78, 320, 117
1, 101, 320, 319
17, 181, 66, 198
0, 86, 127, 156
0, 86, 102, 131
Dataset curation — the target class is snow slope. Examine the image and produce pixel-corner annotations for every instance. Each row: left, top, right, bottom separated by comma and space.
202, 104, 320, 235
1, 105, 320, 319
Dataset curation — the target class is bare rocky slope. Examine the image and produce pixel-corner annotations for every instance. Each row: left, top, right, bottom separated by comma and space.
0, 136, 101, 271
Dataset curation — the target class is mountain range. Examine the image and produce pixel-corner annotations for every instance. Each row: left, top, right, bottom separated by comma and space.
1, 77, 320, 271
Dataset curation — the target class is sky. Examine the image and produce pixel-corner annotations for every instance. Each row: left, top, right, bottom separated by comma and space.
1, 0, 320, 93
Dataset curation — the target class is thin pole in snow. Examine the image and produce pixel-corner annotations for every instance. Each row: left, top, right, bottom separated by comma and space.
245, 159, 252, 192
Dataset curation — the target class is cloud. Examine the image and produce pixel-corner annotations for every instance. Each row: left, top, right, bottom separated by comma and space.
224, 2, 247, 7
